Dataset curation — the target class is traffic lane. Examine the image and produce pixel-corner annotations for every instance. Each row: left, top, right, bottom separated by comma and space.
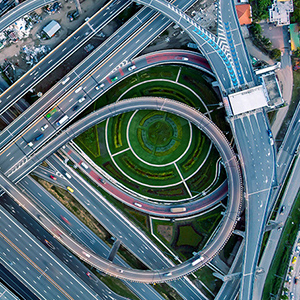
19, 175, 167, 300
0, 0, 131, 115
0, 263, 39, 300
220, 0, 255, 85
64, 142, 228, 216
233, 114, 273, 193
1, 193, 131, 300
0, 204, 101, 300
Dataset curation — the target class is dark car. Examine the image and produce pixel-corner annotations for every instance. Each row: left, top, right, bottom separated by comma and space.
73, 105, 79, 111
280, 205, 286, 215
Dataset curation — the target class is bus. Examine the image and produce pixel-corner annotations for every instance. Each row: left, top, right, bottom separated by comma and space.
46, 108, 57, 118
56, 115, 69, 126
170, 207, 186, 213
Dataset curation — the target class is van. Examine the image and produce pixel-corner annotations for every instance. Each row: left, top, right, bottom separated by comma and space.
81, 162, 88, 169
75, 86, 82, 93
65, 172, 72, 179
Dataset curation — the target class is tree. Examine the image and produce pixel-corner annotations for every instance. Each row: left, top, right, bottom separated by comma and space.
249, 22, 262, 36
270, 48, 281, 60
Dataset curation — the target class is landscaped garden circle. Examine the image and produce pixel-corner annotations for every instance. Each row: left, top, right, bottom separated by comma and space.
127, 110, 192, 165
148, 119, 172, 147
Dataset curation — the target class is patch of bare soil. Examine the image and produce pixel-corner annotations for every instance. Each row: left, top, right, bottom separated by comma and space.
157, 224, 173, 243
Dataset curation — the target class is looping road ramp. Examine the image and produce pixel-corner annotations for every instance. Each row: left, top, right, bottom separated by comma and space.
3, 97, 243, 283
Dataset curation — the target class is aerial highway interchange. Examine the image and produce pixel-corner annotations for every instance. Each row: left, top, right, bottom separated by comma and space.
0, 0, 298, 299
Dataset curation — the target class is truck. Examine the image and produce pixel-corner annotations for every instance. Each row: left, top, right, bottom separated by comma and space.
56, 115, 69, 126
170, 207, 186, 213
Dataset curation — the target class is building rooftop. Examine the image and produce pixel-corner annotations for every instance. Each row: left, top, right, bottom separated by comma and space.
228, 86, 268, 115
269, 0, 293, 26
236, 4, 252, 26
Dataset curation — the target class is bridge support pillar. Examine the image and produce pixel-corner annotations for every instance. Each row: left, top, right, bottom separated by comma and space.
213, 272, 241, 282
233, 230, 245, 238
107, 239, 121, 262
74, 0, 82, 14
265, 221, 281, 232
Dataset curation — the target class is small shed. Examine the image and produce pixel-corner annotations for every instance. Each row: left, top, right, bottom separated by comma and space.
42, 20, 61, 38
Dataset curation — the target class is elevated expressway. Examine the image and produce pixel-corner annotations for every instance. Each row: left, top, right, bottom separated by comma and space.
0, 97, 242, 283
134, 0, 257, 93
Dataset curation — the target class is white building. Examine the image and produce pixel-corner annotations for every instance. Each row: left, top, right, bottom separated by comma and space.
269, 0, 293, 26
42, 20, 61, 38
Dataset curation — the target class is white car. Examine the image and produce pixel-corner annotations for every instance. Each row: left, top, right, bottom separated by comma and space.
128, 65, 137, 71
78, 96, 86, 103
41, 124, 49, 131
182, 57, 189, 61
95, 83, 105, 90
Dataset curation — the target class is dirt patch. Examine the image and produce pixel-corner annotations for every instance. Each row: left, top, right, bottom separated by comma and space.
157, 224, 173, 243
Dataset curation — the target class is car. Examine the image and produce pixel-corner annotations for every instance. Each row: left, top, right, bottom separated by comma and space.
287, 274, 292, 283
86, 271, 91, 277
95, 83, 104, 90
41, 124, 49, 131
280, 205, 286, 215
119, 269, 123, 273
82, 251, 91, 258
182, 57, 189, 61
267, 129, 272, 138
292, 256, 297, 264
134, 202, 142, 208
50, 175, 57, 180
67, 186, 74, 193
73, 105, 79, 111
290, 292, 295, 300
60, 215, 71, 225
99, 177, 105, 184
277, 226, 282, 231
44, 239, 55, 250
78, 96, 86, 103
27, 141, 34, 147
294, 277, 298, 284
65, 172, 72, 179
67, 10, 79, 22
296, 246, 300, 253
75, 86, 82, 93
128, 65, 136, 71
111, 76, 118, 82
84, 44, 94, 53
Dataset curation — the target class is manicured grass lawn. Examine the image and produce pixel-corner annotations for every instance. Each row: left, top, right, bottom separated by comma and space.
262, 192, 300, 299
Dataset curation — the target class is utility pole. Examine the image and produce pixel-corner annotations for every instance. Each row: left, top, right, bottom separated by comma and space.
74, 0, 82, 14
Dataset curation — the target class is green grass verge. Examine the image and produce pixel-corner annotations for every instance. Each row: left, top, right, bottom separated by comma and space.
262, 192, 300, 299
